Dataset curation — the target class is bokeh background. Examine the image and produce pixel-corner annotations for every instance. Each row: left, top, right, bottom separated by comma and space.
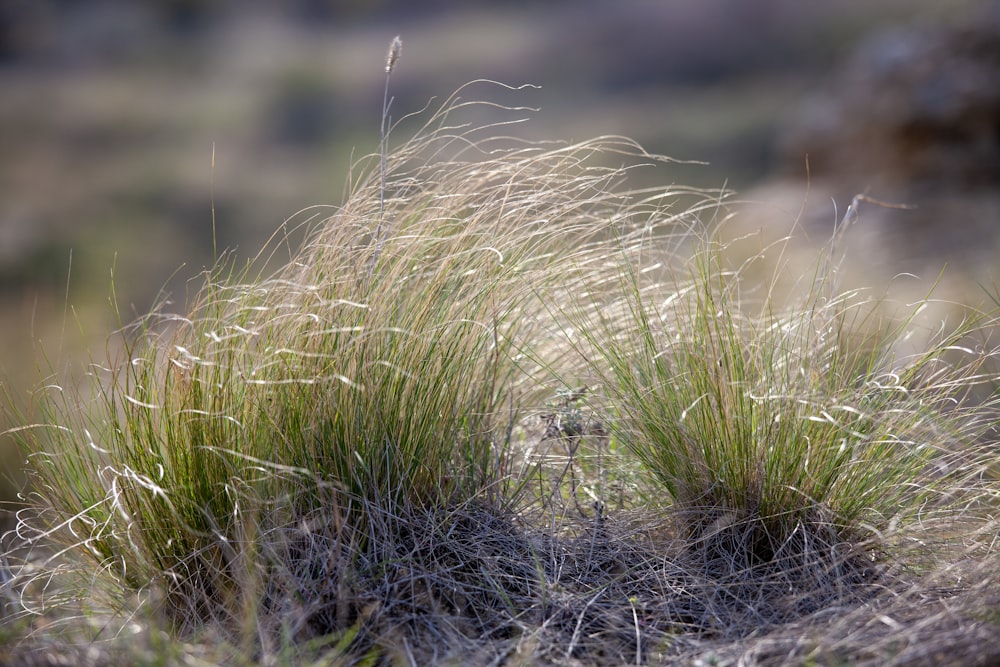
2, 0, 998, 515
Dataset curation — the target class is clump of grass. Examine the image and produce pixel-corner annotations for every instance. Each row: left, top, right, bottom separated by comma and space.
3, 79, 999, 665
549, 215, 1000, 649
3, 83, 704, 662
563, 222, 999, 549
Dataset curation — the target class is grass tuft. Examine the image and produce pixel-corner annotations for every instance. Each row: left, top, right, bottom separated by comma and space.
3, 83, 999, 665
564, 230, 999, 547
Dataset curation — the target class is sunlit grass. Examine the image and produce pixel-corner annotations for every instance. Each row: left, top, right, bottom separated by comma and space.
3, 83, 999, 665
563, 231, 1000, 547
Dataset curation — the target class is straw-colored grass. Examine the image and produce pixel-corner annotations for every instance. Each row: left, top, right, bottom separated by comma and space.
562, 228, 998, 543
3, 82, 999, 665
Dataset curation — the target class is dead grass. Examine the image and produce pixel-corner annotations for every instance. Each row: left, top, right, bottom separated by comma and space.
2, 82, 999, 665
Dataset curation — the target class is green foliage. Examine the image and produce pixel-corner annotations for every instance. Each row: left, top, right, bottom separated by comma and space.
4, 85, 999, 664
567, 232, 999, 544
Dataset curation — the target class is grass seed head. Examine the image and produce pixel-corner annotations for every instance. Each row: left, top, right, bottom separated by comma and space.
385, 35, 402, 74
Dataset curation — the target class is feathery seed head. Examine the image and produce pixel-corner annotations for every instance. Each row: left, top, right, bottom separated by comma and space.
385, 35, 402, 74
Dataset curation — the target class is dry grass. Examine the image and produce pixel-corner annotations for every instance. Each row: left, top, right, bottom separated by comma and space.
2, 83, 999, 665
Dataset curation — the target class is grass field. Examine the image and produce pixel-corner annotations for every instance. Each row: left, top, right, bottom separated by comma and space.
3, 81, 999, 666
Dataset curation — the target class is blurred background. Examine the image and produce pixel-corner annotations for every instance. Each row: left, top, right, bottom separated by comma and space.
2, 0, 998, 515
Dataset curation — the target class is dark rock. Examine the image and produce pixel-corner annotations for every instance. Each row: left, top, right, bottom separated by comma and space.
780, 3, 1000, 194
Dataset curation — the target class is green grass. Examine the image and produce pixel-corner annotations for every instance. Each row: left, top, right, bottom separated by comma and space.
3, 84, 999, 665
562, 232, 998, 546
